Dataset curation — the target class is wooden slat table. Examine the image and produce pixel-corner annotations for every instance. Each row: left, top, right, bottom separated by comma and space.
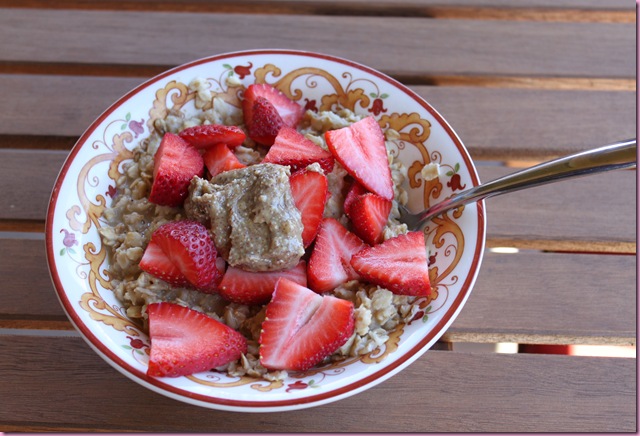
0, 1, 635, 432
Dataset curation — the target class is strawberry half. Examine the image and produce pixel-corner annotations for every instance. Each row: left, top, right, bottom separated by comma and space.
350, 231, 431, 296
307, 218, 368, 293
348, 192, 392, 245
262, 127, 335, 174
139, 239, 190, 288
148, 132, 205, 207
259, 278, 354, 371
147, 302, 247, 377
202, 143, 246, 178
289, 168, 329, 247
325, 116, 394, 200
151, 220, 222, 292
243, 83, 305, 130
218, 260, 307, 305
178, 124, 246, 149
246, 96, 284, 146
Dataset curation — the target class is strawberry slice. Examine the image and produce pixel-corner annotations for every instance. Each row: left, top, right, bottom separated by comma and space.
147, 302, 247, 377
343, 181, 369, 219
307, 218, 368, 293
202, 143, 246, 178
243, 83, 305, 130
289, 168, 329, 247
218, 260, 307, 305
139, 239, 190, 288
148, 132, 205, 207
348, 193, 392, 245
350, 231, 431, 296
325, 116, 394, 200
178, 124, 246, 149
246, 96, 284, 146
151, 220, 222, 292
259, 278, 354, 371
262, 127, 335, 174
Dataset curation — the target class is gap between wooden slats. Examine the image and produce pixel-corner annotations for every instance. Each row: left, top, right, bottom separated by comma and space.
0, 10, 634, 79
0, 0, 634, 22
0, 335, 635, 432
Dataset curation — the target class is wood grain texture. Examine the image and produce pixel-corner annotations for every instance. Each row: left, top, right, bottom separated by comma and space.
0, 9, 634, 78
476, 166, 636, 252
0, 147, 633, 249
413, 86, 637, 160
0, 75, 635, 157
0, 0, 634, 22
0, 149, 67, 220
0, 335, 634, 432
3, 237, 634, 343
447, 251, 637, 345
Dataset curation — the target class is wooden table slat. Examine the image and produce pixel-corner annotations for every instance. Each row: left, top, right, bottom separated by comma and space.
1, 0, 635, 12
1, 148, 634, 251
2, 236, 635, 344
0, 335, 634, 432
1, 75, 635, 157
0, 9, 634, 78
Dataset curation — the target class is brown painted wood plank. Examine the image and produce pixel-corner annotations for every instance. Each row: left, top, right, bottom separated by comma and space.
0, 0, 634, 22
0, 148, 633, 250
414, 86, 637, 160
0, 75, 636, 158
446, 251, 636, 345
477, 166, 637, 253
0, 10, 634, 78
0, 149, 67, 220
3, 236, 634, 344
0, 75, 144, 137
0, 236, 64, 320
0, 335, 634, 432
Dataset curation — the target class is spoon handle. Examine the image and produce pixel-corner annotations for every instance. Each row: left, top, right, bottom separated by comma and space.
419, 139, 637, 223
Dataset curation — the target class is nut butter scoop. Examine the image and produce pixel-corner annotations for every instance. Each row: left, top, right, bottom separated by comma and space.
186, 163, 305, 272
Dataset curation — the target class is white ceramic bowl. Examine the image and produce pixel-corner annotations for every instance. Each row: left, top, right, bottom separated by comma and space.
46, 49, 486, 412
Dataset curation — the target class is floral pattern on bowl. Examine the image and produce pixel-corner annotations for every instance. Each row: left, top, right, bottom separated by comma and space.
46, 50, 486, 412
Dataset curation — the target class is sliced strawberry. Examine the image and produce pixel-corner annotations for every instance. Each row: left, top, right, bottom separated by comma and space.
307, 218, 368, 293
151, 220, 222, 292
219, 260, 307, 305
350, 231, 431, 296
139, 239, 190, 288
202, 143, 246, 178
148, 132, 204, 207
246, 96, 284, 146
259, 278, 354, 371
325, 116, 394, 200
243, 83, 304, 130
262, 127, 334, 174
178, 124, 246, 149
348, 193, 392, 245
147, 302, 247, 377
343, 181, 369, 219
289, 169, 329, 247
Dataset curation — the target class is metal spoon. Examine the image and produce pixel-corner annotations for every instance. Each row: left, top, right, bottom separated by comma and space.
398, 139, 637, 231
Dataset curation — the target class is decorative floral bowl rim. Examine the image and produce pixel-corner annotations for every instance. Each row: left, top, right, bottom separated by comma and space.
45, 49, 486, 412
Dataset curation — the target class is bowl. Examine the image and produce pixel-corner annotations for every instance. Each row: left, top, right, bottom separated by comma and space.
46, 49, 486, 412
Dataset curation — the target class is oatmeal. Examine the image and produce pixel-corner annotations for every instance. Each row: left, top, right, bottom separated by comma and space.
100, 78, 428, 380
